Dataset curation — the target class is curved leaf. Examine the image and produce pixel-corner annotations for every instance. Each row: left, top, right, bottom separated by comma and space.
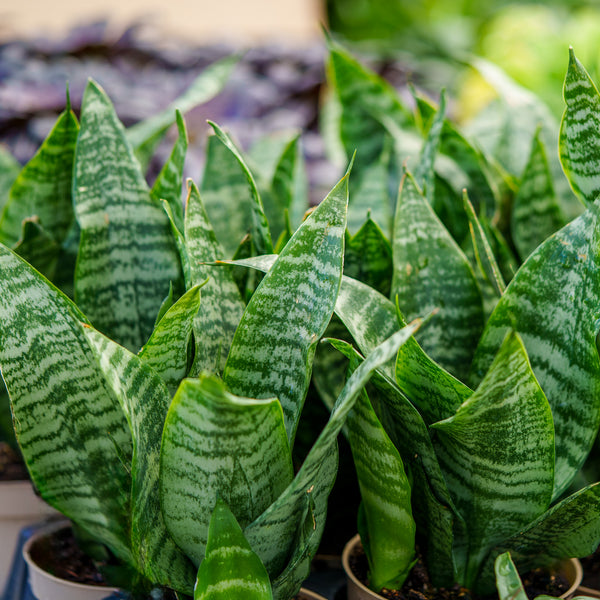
494, 552, 528, 600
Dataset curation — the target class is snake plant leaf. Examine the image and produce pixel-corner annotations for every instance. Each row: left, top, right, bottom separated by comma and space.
0, 245, 133, 564
432, 332, 555, 589
344, 216, 393, 298
471, 200, 600, 500
150, 110, 187, 234
480, 214, 519, 285
160, 375, 293, 566
559, 48, 600, 208
184, 180, 245, 375
464, 191, 506, 297
208, 122, 274, 256
73, 79, 183, 352
244, 320, 423, 581
0, 146, 20, 208
0, 105, 78, 247
223, 166, 349, 444
391, 171, 483, 380
342, 350, 416, 592
126, 55, 238, 167
0, 385, 16, 449
138, 285, 201, 396
494, 552, 528, 600
195, 498, 273, 600
512, 129, 566, 262
83, 326, 195, 592
162, 199, 191, 289
12, 219, 61, 281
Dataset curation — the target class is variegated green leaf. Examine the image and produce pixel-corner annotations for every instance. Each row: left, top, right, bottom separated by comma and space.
512, 129, 566, 261
223, 167, 349, 444
480, 214, 518, 284
244, 320, 423, 582
208, 122, 273, 255
342, 347, 416, 592
0, 105, 78, 247
184, 181, 245, 375
83, 327, 195, 592
138, 285, 201, 396
126, 55, 238, 162
559, 48, 600, 208
12, 219, 60, 281
433, 332, 555, 589
0, 245, 133, 564
494, 552, 528, 600
344, 216, 393, 298
391, 171, 483, 380
73, 79, 182, 352
0, 145, 20, 208
160, 375, 293, 566
150, 110, 187, 234
195, 498, 273, 600
471, 200, 600, 499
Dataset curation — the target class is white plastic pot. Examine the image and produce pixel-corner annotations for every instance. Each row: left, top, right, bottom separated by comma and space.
0, 480, 57, 589
22, 520, 118, 600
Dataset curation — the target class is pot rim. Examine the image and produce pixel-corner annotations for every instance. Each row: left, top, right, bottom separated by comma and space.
342, 533, 583, 599
22, 518, 119, 593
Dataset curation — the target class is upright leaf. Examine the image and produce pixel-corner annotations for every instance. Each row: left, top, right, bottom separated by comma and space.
391, 172, 483, 380
433, 333, 555, 589
12, 219, 61, 281
0, 146, 20, 209
223, 168, 349, 444
73, 79, 182, 352
471, 200, 600, 499
494, 553, 528, 600
0, 106, 78, 247
0, 245, 132, 564
195, 499, 273, 600
160, 375, 293, 566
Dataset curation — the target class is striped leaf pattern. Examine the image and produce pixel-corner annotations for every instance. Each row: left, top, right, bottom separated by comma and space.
73, 80, 182, 352
150, 110, 187, 234
391, 172, 483, 380
343, 351, 416, 592
0, 106, 78, 247
208, 122, 273, 255
138, 285, 201, 396
470, 200, 600, 499
559, 48, 600, 207
512, 129, 566, 261
223, 169, 349, 444
244, 321, 422, 583
184, 181, 245, 375
160, 375, 293, 566
83, 327, 195, 592
344, 217, 393, 298
12, 219, 61, 281
0, 245, 133, 564
0, 146, 20, 208
432, 332, 555, 590
195, 499, 273, 600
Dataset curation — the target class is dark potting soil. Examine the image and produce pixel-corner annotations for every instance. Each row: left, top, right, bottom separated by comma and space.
0, 441, 29, 480
29, 525, 109, 586
349, 544, 570, 600
580, 546, 600, 589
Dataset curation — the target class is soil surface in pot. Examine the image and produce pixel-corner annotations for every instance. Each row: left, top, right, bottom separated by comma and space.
350, 544, 569, 600
0, 441, 29, 480
580, 547, 600, 589
29, 525, 110, 586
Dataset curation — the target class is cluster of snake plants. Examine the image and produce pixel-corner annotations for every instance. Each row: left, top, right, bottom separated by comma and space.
319, 41, 600, 596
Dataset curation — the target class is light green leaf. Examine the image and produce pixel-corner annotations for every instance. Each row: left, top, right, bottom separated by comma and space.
150, 110, 187, 234
160, 375, 293, 566
184, 181, 245, 375
494, 552, 528, 600
0, 106, 78, 247
0, 145, 20, 209
512, 129, 566, 261
138, 285, 201, 396
433, 332, 555, 589
0, 245, 132, 564
391, 171, 483, 380
83, 326, 195, 592
559, 48, 600, 208
223, 167, 349, 444
208, 122, 273, 255
195, 499, 273, 600
471, 200, 600, 499
73, 79, 182, 352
